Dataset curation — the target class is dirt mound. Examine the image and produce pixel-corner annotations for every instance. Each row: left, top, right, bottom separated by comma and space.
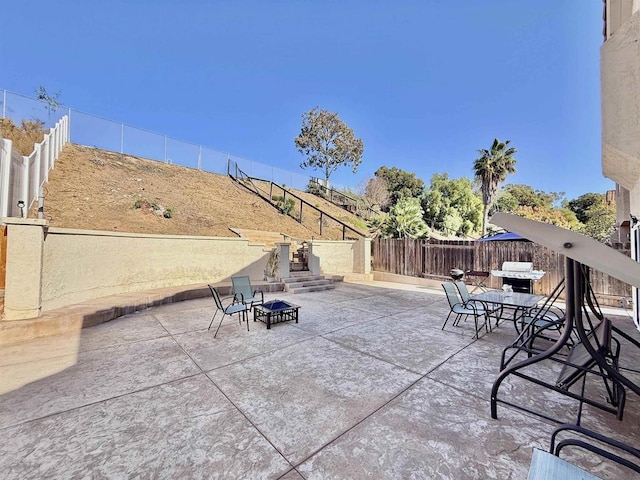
39, 144, 366, 240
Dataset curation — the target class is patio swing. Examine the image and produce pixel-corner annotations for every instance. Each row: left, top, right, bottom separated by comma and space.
489, 213, 640, 474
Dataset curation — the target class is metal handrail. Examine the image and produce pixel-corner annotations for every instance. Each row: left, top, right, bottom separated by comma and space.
227, 160, 366, 239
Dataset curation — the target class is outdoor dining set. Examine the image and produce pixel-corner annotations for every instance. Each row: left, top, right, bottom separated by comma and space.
441, 254, 640, 477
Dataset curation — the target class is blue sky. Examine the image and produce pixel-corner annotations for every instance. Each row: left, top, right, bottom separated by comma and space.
1, 0, 609, 201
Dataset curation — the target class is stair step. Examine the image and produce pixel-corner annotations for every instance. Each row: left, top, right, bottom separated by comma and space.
288, 284, 335, 294
283, 275, 324, 284
286, 279, 332, 288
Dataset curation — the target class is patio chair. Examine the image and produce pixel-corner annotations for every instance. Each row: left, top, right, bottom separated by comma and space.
208, 285, 250, 338
454, 280, 502, 330
500, 280, 568, 370
441, 282, 489, 339
231, 275, 264, 310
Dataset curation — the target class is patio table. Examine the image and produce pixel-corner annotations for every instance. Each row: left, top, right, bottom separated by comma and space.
470, 289, 544, 332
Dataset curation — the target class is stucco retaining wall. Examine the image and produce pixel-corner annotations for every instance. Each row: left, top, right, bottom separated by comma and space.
310, 238, 371, 275
2, 218, 371, 320
2, 219, 271, 320
40, 228, 269, 312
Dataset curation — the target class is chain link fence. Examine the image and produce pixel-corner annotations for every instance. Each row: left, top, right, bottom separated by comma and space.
0, 89, 349, 192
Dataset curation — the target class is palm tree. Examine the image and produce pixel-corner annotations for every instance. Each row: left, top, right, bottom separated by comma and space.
474, 138, 517, 235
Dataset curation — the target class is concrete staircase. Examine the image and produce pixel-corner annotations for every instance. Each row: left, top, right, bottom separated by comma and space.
283, 272, 336, 294
229, 228, 305, 250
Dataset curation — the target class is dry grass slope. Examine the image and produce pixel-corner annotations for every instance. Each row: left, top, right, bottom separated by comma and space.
40, 144, 367, 240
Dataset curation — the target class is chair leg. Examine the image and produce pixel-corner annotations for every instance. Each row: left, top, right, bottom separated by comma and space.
472, 314, 479, 339
244, 309, 249, 331
208, 308, 219, 330
442, 311, 454, 330
213, 312, 226, 339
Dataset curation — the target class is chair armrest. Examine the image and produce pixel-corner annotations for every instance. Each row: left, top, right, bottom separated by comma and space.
464, 299, 486, 312
459, 300, 481, 314
254, 290, 264, 303
233, 292, 245, 304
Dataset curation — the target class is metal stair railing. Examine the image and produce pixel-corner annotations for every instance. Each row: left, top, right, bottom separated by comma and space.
308, 178, 378, 221
227, 160, 367, 240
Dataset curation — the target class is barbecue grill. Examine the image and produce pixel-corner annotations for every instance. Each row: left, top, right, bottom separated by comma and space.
450, 269, 465, 280
490, 261, 545, 293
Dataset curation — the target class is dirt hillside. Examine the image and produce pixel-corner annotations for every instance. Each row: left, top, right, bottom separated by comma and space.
39, 144, 367, 241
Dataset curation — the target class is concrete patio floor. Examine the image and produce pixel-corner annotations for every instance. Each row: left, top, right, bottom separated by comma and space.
1, 281, 639, 479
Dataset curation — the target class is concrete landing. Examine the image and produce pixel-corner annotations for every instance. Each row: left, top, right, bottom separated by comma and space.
0, 281, 284, 346
1, 282, 638, 479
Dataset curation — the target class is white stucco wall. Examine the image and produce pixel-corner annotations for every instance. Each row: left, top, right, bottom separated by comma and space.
310, 238, 371, 274
601, 9, 640, 221
40, 228, 269, 312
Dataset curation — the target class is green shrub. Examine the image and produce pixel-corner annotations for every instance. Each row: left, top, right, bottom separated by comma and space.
272, 195, 295, 216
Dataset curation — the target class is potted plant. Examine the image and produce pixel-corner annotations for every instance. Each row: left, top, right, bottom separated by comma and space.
264, 248, 280, 282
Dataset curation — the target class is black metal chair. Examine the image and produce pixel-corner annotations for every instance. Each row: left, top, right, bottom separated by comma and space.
441, 282, 489, 339
453, 280, 502, 330
547, 424, 640, 476
208, 285, 250, 338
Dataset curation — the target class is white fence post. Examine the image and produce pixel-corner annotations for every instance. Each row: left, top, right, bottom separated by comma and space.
0, 138, 12, 217
32, 144, 41, 207
20, 155, 29, 216
1, 114, 68, 216
33, 140, 42, 209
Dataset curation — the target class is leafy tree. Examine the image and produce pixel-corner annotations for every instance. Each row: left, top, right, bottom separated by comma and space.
364, 176, 391, 211
294, 107, 364, 186
374, 166, 424, 206
513, 205, 580, 230
576, 198, 616, 243
384, 197, 430, 239
473, 138, 517, 235
422, 173, 482, 236
502, 184, 562, 209
567, 193, 606, 224
367, 212, 390, 238
492, 190, 519, 214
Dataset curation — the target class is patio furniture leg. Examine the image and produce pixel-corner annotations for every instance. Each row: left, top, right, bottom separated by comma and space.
442, 311, 455, 330
212, 311, 225, 339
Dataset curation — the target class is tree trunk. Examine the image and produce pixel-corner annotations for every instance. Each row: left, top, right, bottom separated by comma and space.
482, 204, 489, 236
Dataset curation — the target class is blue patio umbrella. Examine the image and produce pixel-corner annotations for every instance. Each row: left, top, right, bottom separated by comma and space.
476, 231, 529, 242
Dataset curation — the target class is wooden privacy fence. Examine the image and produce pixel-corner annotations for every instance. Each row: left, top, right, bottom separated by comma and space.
372, 238, 631, 304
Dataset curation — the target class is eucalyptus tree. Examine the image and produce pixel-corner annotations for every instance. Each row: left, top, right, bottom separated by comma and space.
294, 107, 364, 187
473, 138, 517, 234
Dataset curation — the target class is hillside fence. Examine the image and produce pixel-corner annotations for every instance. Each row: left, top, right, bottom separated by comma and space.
0, 116, 69, 217
372, 238, 631, 305
0, 89, 349, 195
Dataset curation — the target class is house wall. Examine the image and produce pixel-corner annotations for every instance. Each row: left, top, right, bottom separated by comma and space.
601, 2, 640, 241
